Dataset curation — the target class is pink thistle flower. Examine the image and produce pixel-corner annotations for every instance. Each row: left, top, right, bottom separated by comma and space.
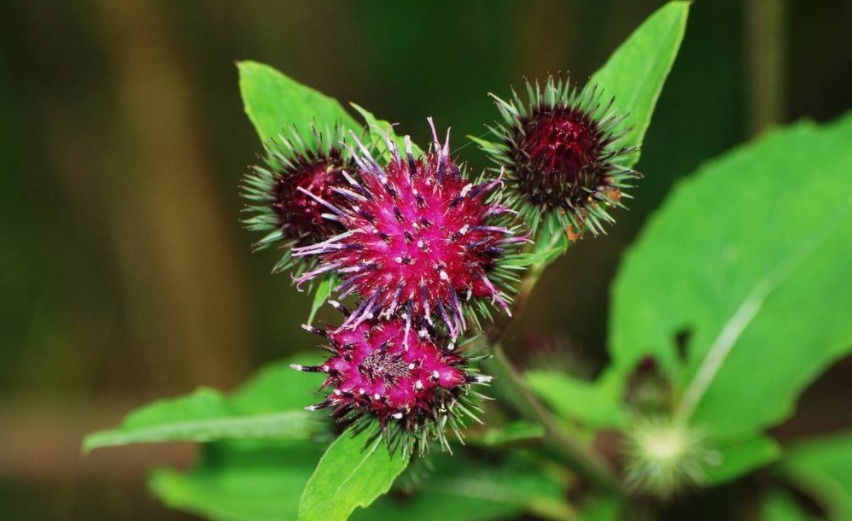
293, 120, 524, 338
293, 302, 491, 454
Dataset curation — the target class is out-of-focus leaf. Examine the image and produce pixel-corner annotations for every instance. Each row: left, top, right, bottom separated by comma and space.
151, 440, 326, 521
705, 436, 781, 485
577, 498, 620, 521
782, 433, 852, 521
762, 491, 821, 521
589, 1, 689, 167
526, 371, 627, 429
353, 452, 571, 521
298, 428, 410, 521
610, 114, 852, 442
238, 61, 360, 144
472, 420, 546, 448
85, 354, 326, 451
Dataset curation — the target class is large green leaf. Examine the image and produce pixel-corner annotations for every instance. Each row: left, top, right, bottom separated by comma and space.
151, 440, 326, 521
238, 61, 360, 144
85, 354, 326, 451
782, 433, 852, 521
589, 1, 689, 167
298, 428, 410, 521
610, 114, 852, 442
353, 452, 570, 521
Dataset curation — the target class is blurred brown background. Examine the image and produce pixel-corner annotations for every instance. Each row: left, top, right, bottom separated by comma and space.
1, 0, 850, 519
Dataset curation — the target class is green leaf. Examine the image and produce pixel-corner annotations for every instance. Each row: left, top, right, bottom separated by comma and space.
299, 428, 410, 521
85, 354, 327, 451
307, 275, 336, 325
84, 390, 318, 451
589, 1, 689, 167
353, 452, 571, 521
610, 113, 852, 441
351, 103, 422, 159
151, 439, 326, 521
762, 491, 820, 521
782, 433, 852, 521
472, 420, 546, 448
526, 371, 627, 429
238, 61, 360, 144
704, 436, 781, 485
577, 498, 620, 521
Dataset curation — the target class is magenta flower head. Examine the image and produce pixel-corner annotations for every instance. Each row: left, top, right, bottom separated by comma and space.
293, 302, 491, 454
241, 124, 354, 276
479, 75, 639, 237
293, 120, 524, 338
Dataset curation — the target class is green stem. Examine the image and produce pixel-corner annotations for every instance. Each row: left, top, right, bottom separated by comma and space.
485, 343, 620, 495
482, 234, 625, 497
745, 0, 787, 136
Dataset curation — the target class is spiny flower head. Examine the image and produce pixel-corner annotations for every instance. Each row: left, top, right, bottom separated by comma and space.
624, 417, 717, 499
241, 124, 354, 275
479, 75, 639, 237
293, 120, 524, 338
293, 302, 491, 455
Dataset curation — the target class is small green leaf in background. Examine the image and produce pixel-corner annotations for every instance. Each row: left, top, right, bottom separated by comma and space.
781, 433, 852, 521
238, 61, 360, 144
473, 420, 546, 448
353, 452, 571, 521
307, 274, 336, 324
526, 371, 627, 429
350, 103, 421, 159
704, 436, 781, 485
298, 428, 410, 521
152, 440, 326, 521
577, 498, 619, 521
610, 113, 852, 445
762, 491, 821, 521
589, 1, 689, 168
85, 354, 326, 451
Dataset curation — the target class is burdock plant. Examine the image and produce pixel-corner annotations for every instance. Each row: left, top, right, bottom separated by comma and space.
85, 4, 852, 521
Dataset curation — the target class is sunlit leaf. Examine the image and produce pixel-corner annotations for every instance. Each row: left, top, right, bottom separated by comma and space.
590, 1, 689, 167
85, 354, 326, 451
298, 428, 410, 521
238, 61, 360, 145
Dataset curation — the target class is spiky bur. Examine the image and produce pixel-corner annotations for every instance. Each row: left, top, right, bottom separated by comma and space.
293, 120, 525, 339
478, 75, 640, 237
240, 124, 354, 276
293, 302, 492, 456
624, 417, 719, 499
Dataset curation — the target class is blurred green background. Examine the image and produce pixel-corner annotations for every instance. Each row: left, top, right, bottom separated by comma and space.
1, 0, 850, 519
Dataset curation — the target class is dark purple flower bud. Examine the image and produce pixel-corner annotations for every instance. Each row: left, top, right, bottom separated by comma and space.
241, 124, 354, 275
480, 75, 640, 237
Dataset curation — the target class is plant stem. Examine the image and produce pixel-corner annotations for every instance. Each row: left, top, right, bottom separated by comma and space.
745, 0, 787, 136
482, 238, 624, 496
485, 343, 621, 494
